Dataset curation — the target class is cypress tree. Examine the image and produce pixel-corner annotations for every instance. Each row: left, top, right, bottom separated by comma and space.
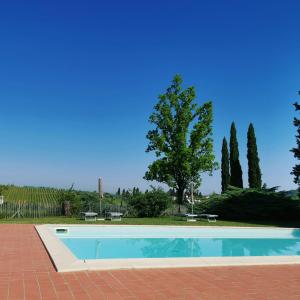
291, 94, 300, 188
221, 137, 230, 192
116, 187, 121, 196
230, 122, 243, 188
247, 123, 262, 188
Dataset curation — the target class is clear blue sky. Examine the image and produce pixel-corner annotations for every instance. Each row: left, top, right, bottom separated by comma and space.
0, 0, 299, 194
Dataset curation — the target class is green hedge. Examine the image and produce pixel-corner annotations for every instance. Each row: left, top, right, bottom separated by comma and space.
193, 187, 300, 221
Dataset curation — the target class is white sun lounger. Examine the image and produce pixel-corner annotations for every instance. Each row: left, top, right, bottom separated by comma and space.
185, 213, 198, 222
106, 212, 123, 221
82, 212, 98, 221
199, 214, 218, 222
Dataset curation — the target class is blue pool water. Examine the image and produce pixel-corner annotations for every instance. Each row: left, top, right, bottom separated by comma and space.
55, 226, 300, 260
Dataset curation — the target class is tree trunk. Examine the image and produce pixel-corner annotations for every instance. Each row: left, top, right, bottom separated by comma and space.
63, 200, 71, 217
177, 188, 185, 213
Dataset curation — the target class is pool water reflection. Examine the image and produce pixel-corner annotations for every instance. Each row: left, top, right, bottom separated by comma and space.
61, 237, 300, 260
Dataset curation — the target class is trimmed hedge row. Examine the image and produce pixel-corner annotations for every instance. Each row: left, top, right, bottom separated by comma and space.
193, 187, 300, 221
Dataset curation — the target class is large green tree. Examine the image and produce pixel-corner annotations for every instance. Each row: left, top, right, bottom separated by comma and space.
221, 137, 230, 192
144, 75, 218, 211
291, 93, 300, 188
229, 122, 243, 188
247, 123, 262, 188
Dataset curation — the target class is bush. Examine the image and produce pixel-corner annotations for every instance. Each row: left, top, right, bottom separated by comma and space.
58, 188, 100, 216
193, 187, 300, 221
128, 188, 171, 217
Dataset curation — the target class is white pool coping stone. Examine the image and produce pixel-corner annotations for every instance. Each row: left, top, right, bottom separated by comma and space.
35, 224, 300, 273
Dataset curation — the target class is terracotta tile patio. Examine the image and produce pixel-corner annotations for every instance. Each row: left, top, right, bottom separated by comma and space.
1, 225, 300, 299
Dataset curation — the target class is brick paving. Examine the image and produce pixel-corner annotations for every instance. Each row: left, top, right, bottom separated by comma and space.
0, 224, 300, 299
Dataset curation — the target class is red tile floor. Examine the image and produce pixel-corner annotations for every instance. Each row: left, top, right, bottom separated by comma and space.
0, 224, 300, 299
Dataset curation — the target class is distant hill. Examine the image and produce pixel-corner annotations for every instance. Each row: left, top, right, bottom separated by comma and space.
1, 185, 62, 204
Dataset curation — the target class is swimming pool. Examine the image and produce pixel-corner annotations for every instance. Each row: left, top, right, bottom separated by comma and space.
36, 225, 300, 272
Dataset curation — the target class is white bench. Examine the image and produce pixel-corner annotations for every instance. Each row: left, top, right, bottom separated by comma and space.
199, 214, 218, 222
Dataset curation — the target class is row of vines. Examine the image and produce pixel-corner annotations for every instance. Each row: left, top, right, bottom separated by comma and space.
2, 186, 61, 204
0, 186, 126, 218
0, 186, 62, 218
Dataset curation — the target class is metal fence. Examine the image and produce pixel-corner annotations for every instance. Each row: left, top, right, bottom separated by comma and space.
0, 201, 62, 219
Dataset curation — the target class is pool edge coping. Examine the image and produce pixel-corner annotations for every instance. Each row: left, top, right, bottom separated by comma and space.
35, 224, 300, 273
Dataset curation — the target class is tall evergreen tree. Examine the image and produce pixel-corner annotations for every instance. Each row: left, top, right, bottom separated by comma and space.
121, 189, 126, 198
291, 93, 300, 188
247, 123, 262, 188
229, 122, 243, 188
221, 137, 230, 192
116, 187, 121, 196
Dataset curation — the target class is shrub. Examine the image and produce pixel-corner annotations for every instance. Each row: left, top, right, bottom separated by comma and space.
59, 188, 99, 216
128, 188, 171, 217
193, 187, 300, 221
75, 191, 99, 214
58, 187, 76, 216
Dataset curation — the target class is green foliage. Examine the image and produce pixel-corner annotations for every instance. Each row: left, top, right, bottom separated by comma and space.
58, 185, 75, 203
221, 137, 230, 192
0, 185, 8, 196
144, 75, 218, 209
128, 188, 171, 217
247, 123, 262, 188
194, 187, 300, 221
132, 187, 141, 196
229, 122, 243, 188
73, 191, 99, 213
291, 95, 300, 187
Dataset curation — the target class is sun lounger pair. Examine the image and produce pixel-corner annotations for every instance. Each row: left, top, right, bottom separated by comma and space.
81, 211, 123, 221
185, 213, 218, 222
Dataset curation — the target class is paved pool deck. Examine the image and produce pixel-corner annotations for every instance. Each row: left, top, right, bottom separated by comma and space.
0, 224, 300, 300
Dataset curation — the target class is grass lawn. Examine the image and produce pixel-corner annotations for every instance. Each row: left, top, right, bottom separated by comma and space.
0, 216, 299, 227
